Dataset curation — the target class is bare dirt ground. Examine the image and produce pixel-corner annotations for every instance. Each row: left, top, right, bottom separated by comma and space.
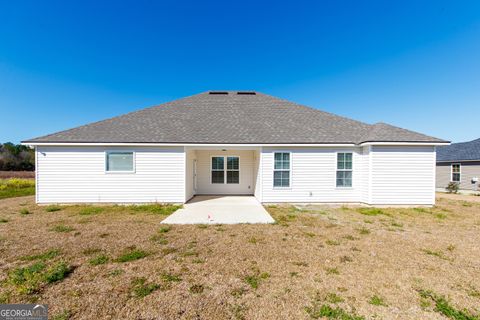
1, 196, 479, 319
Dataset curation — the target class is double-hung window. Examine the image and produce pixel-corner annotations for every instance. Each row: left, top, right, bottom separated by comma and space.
227, 156, 240, 184
336, 152, 352, 187
211, 156, 239, 184
451, 164, 461, 182
273, 152, 290, 187
106, 151, 134, 172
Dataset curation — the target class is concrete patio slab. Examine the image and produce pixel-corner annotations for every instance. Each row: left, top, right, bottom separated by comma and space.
161, 195, 275, 224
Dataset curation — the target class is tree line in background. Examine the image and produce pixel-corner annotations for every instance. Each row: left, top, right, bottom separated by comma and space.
0, 143, 35, 171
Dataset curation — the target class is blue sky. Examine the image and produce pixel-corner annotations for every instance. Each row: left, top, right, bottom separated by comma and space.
1, 0, 479, 143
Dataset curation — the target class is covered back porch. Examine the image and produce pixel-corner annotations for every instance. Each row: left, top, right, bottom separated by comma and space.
185, 146, 261, 202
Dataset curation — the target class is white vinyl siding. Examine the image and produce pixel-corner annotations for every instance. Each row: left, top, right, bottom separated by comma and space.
261, 148, 362, 203
370, 146, 435, 205
36, 146, 185, 203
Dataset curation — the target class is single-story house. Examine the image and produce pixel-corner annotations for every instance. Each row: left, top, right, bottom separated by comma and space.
436, 138, 480, 194
23, 91, 448, 205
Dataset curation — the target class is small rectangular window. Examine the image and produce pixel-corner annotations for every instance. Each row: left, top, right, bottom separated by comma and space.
336, 153, 352, 187
273, 152, 290, 187
227, 156, 240, 184
211, 157, 225, 184
451, 164, 461, 182
106, 152, 134, 172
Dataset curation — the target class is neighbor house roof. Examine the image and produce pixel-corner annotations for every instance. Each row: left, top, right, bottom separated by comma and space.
23, 91, 447, 145
437, 138, 480, 162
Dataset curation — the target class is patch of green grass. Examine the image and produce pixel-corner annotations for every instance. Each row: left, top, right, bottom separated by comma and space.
8, 261, 72, 294
248, 237, 258, 244
326, 239, 340, 246
447, 245, 456, 252
292, 261, 308, 267
436, 213, 447, 219
326, 267, 340, 275
244, 271, 270, 289
115, 249, 150, 262
8, 262, 46, 294
461, 201, 473, 207
305, 304, 365, 320
422, 249, 448, 260
89, 254, 109, 266
161, 272, 182, 283
418, 289, 479, 320
150, 234, 168, 245
158, 226, 171, 233
326, 293, 344, 304
21, 249, 61, 261
50, 224, 75, 233
357, 227, 370, 235
363, 219, 373, 224
413, 207, 430, 213
369, 295, 387, 306
131, 277, 160, 298
78, 206, 104, 215
189, 284, 204, 294
357, 208, 385, 216
0, 218, 9, 223
343, 235, 356, 241
129, 204, 182, 215
20, 208, 31, 215
0, 179, 35, 200
45, 205, 62, 212
108, 269, 124, 277
391, 221, 403, 227
44, 261, 72, 283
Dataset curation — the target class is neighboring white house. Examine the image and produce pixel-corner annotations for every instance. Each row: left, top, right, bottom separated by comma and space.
23, 91, 448, 205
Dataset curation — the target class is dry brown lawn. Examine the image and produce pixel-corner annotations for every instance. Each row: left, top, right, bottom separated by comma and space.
1, 195, 480, 319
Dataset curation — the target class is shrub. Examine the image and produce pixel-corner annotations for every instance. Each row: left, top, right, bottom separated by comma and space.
446, 182, 459, 194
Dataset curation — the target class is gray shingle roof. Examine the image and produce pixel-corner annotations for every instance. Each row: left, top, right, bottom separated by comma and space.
23, 91, 447, 145
437, 138, 480, 162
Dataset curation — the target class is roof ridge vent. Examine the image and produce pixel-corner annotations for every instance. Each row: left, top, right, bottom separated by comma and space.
237, 91, 256, 95
209, 91, 229, 95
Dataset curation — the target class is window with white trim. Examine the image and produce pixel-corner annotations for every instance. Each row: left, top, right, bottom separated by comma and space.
106, 151, 134, 172
336, 153, 352, 187
211, 156, 240, 184
451, 164, 461, 182
273, 152, 290, 187
211, 156, 225, 184
227, 156, 240, 184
